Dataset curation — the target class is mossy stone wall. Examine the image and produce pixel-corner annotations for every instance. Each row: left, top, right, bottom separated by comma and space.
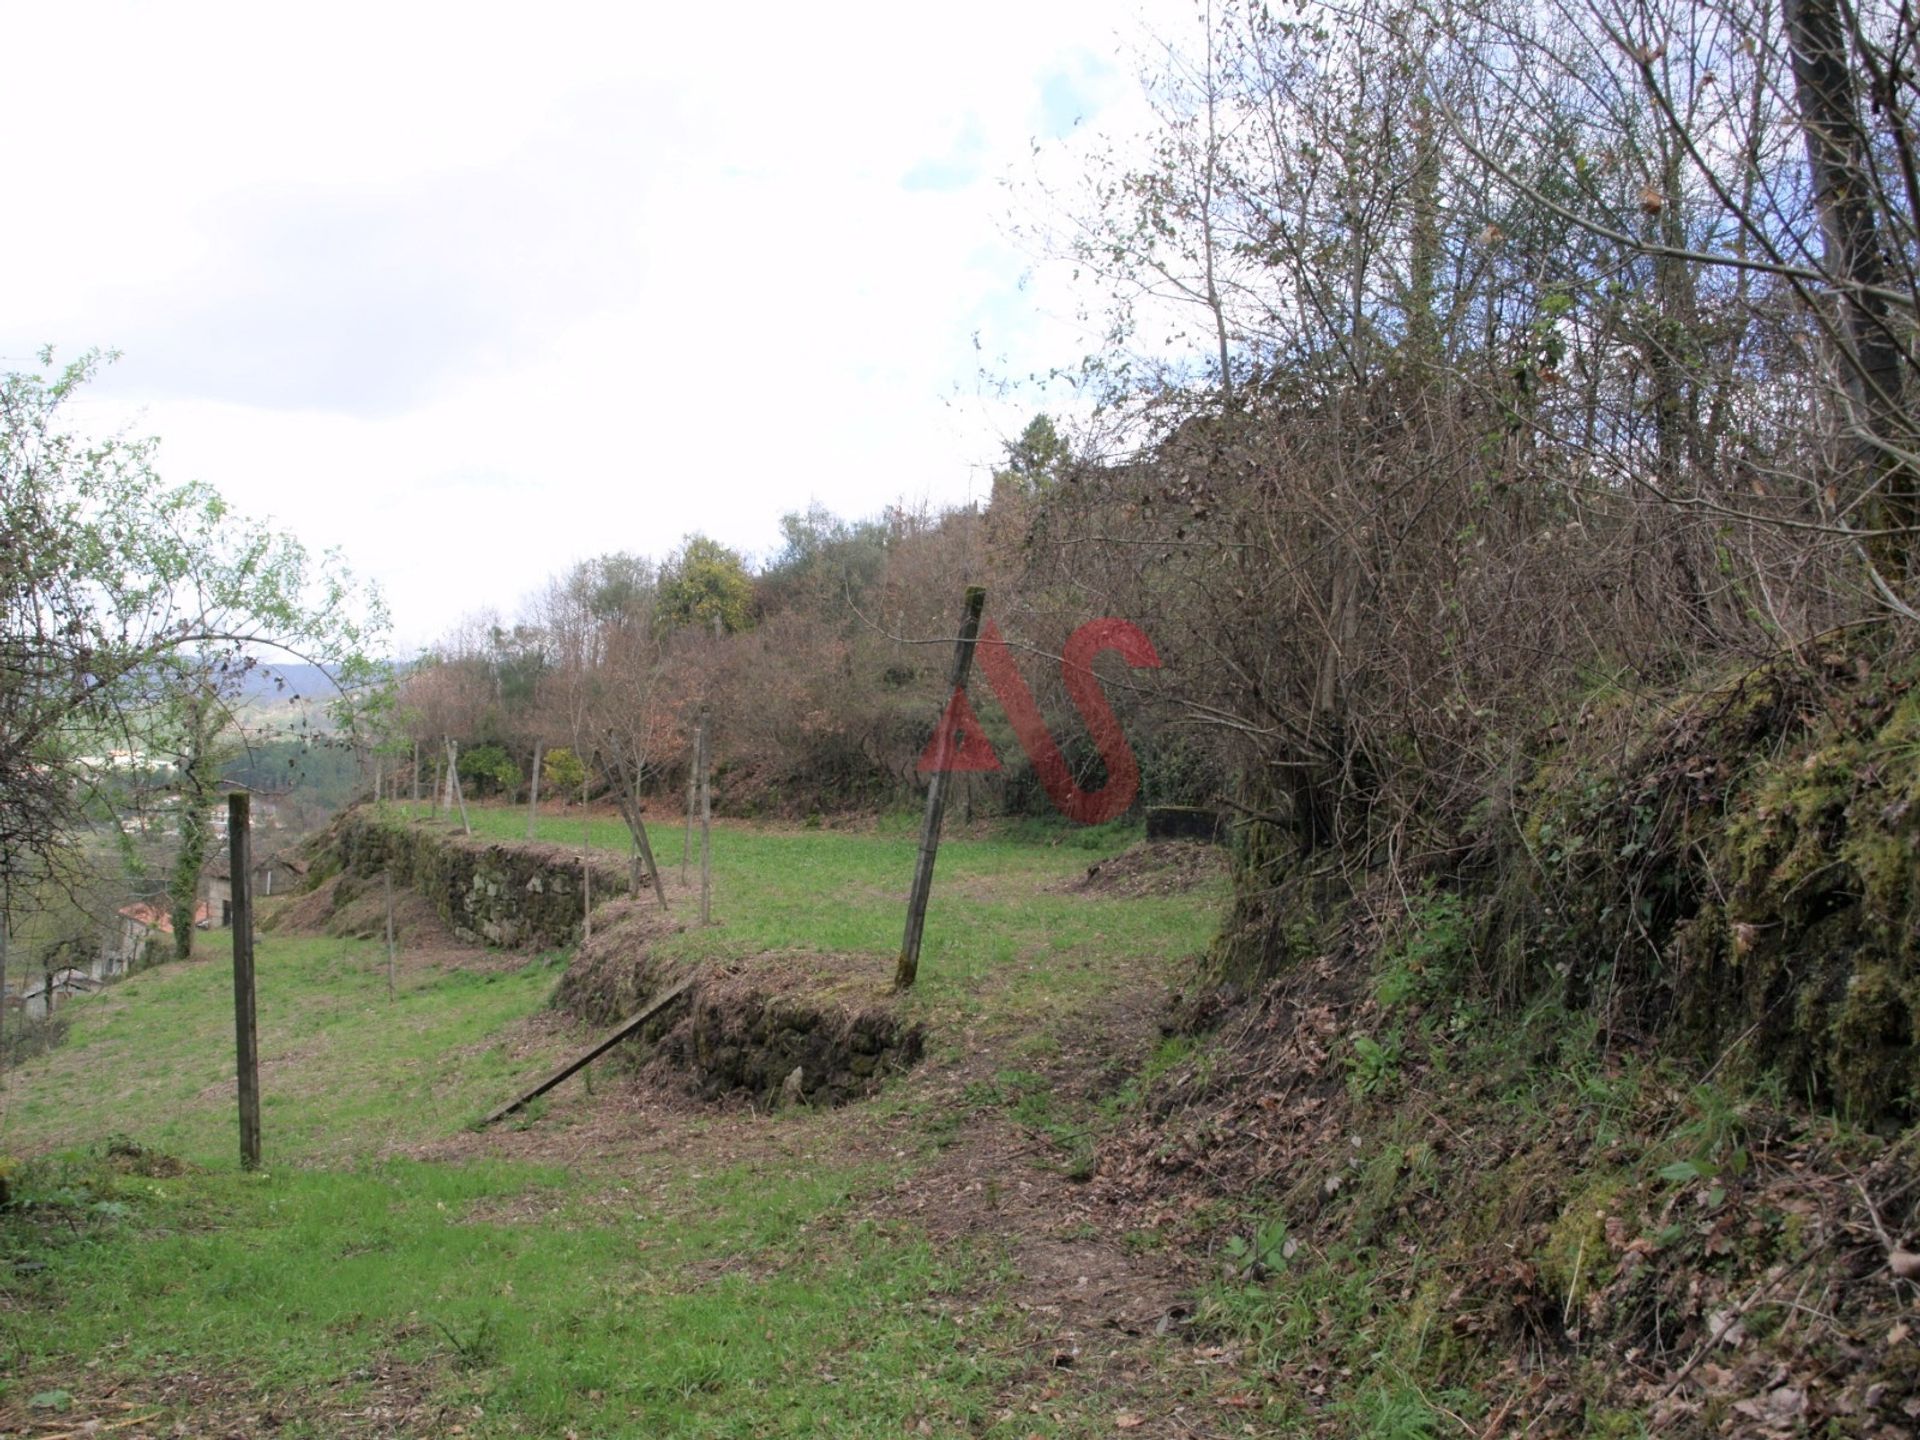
325, 811, 631, 950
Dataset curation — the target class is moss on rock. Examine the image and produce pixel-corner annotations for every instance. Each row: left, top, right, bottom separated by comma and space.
1496, 648, 1919, 1125
308, 809, 632, 950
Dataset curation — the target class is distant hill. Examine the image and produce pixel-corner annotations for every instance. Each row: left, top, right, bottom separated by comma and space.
233, 663, 340, 703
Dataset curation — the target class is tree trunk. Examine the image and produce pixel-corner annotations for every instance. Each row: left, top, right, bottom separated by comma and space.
1404, 87, 1441, 376
171, 695, 216, 961
1786, 0, 1916, 576
1647, 133, 1711, 632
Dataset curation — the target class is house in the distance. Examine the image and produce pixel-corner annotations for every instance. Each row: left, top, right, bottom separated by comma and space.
111, 899, 210, 970
206, 850, 307, 926
14, 966, 106, 1022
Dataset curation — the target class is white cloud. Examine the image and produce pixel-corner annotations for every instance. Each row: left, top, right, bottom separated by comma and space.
4, 0, 1196, 648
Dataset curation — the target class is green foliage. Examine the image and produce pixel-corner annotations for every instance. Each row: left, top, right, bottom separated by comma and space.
1347, 1032, 1403, 1098
569, 551, 655, 624
759, 504, 889, 615
1500, 647, 1920, 1125
1221, 1216, 1292, 1279
656, 534, 754, 635
457, 743, 522, 797
991, 413, 1071, 496
541, 746, 586, 795
1132, 732, 1224, 809
1375, 891, 1470, 1010
485, 623, 546, 713
0, 348, 386, 891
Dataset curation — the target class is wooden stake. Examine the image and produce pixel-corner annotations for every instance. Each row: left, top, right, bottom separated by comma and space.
895, 586, 986, 991
698, 706, 713, 926
527, 742, 543, 840
229, 793, 262, 1170
582, 850, 592, 946
618, 796, 670, 911
446, 737, 472, 835
384, 869, 396, 1002
480, 972, 697, 1125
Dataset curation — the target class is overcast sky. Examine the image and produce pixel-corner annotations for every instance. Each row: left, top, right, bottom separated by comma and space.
3, 0, 1196, 649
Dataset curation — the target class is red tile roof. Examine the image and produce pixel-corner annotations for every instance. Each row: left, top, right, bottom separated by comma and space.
117, 900, 211, 933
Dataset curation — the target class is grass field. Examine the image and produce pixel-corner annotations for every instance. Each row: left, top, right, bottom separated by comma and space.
0, 807, 1226, 1437
436, 803, 1213, 1037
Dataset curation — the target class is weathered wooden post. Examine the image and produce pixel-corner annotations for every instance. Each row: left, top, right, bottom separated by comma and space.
697, 706, 713, 927
445, 738, 472, 836
895, 586, 986, 991
384, 869, 396, 1002
527, 742, 543, 840
229, 793, 263, 1170
620, 798, 670, 910
581, 776, 594, 944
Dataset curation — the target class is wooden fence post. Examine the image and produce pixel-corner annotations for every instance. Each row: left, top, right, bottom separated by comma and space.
385, 869, 396, 1002
229, 793, 263, 1170
527, 742, 543, 840
578, 772, 595, 947
698, 707, 713, 926
896, 586, 986, 991
446, 738, 472, 836
618, 797, 670, 910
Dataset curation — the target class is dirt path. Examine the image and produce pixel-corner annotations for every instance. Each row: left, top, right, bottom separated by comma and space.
401, 976, 1243, 1435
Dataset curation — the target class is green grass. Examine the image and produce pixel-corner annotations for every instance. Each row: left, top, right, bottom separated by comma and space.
2, 929, 555, 1165
419, 801, 1219, 1035
5, 1154, 998, 1438
2, 808, 1225, 1436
